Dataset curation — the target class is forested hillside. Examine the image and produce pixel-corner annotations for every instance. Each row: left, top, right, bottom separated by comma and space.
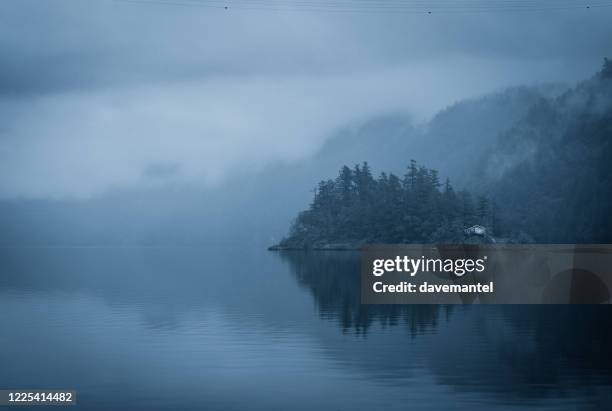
314, 83, 565, 183
478, 59, 612, 243
277, 61, 612, 248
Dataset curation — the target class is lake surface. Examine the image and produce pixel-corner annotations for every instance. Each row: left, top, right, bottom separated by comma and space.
1, 247, 611, 410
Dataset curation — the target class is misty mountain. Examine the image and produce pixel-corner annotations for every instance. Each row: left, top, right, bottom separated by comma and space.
233, 82, 566, 242
276, 60, 612, 246
292, 83, 565, 182
474, 60, 612, 242
411, 84, 566, 185
0, 80, 570, 246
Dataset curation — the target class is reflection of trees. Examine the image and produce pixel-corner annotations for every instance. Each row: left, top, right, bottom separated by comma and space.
279, 250, 612, 404
425, 305, 612, 405
278, 250, 450, 335
501, 305, 612, 378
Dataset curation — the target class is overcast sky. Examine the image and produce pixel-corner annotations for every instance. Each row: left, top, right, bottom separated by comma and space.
1, 0, 611, 198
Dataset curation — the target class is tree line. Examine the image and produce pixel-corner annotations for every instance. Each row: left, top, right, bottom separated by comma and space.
279, 161, 495, 248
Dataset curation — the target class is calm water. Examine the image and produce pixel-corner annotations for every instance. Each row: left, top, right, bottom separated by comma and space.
1, 247, 611, 410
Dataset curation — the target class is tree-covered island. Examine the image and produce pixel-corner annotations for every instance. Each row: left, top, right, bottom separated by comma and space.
271, 161, 496, 249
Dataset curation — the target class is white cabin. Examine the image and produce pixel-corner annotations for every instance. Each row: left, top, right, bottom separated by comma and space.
464, 225, 486, 236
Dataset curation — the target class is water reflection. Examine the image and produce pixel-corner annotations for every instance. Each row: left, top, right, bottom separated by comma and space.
278, 250, 448, 335
279, 250, 612, 405
0, 247, 611, 410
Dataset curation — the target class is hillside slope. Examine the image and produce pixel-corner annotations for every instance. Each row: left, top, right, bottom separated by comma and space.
475, 60, 612, 242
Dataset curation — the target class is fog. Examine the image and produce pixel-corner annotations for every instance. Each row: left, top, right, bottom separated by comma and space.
1, 0, 611, 198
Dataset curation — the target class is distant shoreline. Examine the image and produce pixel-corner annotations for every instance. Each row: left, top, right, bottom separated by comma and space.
268, 243, 360, 251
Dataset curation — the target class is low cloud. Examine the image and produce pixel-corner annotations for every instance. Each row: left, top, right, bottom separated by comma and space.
0, 1, 610, 198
